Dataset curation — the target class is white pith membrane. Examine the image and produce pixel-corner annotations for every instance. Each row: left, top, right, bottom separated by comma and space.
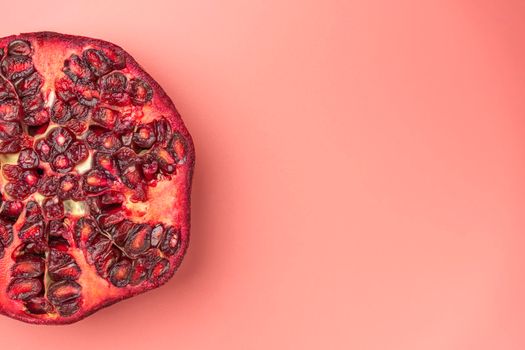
0, 34, 191, 323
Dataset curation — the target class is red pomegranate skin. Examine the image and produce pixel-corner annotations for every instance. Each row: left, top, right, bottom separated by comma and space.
0, 32, 194, 324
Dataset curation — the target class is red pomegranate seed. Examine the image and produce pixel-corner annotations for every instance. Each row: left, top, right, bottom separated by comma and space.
109, 259, 132, 287
14, 71, 43, 98
124, 224, 152, 257
0, 100, 20, 121
42, 197, 64, 220
83, 49, 112, 77
17, 148, 39, 169
2, 164, 22, 181
1, 56, 34, 80
47, 280, 81, 304
24, 297, 54, 315
7, 278, 42, 301
11, 257, 45, 278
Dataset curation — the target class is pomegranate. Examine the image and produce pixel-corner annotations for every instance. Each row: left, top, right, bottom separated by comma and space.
0, 32, 194, 324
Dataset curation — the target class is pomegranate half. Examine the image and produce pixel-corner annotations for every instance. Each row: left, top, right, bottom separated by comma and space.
0, 32, 194, 324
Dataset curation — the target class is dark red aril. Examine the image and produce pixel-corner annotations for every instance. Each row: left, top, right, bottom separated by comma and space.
133, 123, 156, 149
129, 78, 153, 105
17, 148, 39, 169
83, 49, 112, 77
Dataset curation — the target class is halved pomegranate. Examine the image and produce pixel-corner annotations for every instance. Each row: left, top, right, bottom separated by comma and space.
0, 32, 194, 324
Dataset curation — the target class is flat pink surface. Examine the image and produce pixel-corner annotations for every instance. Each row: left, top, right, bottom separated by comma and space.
1, 0, 525, 348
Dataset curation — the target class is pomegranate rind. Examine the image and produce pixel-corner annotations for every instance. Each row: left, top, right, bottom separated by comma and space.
0, 32, 194, 325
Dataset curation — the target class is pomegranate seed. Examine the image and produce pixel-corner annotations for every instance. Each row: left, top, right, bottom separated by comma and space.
129, 78, 153, 105
92, 107, 119, 129
56, 300, 81, 317
69, 99, 90, 120
149, 259, 170, 282
114, 147, 138, 170
18, 221, 44, 241
93, 152, 117, 174
141, 153, 159, 180
52, 154, 73, 173
21, 169, 40, 188
34, 138, 53, 162
11, 257, 45, 278
169, 133, 188, 165
48, 127, 74, 153
96, 132, 122, 152
83, 49, 112, 77
47, 220, 68, 238
130, 182, 148, 202
110, 220, 135, 246
160, 226, 181, 256
100, 72, 129, 105
1, 55, 34, 80
95, 248, 120, 278
38, 175, 59, 197
47, 280, 82, 304
17, 148, 39, 169
75, 80, 99, 106
50, 99, 71, 124
0, 137, 22, 153
21, 93, 44, 113
7, 278, 42, 301
101, 47, 126, 70
0, 100, 20, 121
97, 212, 125, 230
114, 114, 136, 134
100, 191, 125, 206
100, 71, 127, 92
124, 224, 151, 257
153, 147, 176, 174
74, 217, 99, 248
7, 40, 32, 56
42, 197, 64, 219
55, 77, 75, 101
0, 77, 16, 101
25, 200, 42, 217
48, 251, 81, 281
23, 108, 50, 126
87, 236, 112, 263
58, 174, 81, 200
65, 141, 89, 164
120, 164, 143, 189
65, 119, 89, 135
63, 54, 92, 82
154, 117, 173, 146
150, 224, 165, 247
24, 297, 54, 315
5, 181, 31, 200
0, 200, 24, 220
133, 123, 156, 149
49, 237, 70, 252
83, 169, 113, 194
2, 164, 22, 181
0, 222, 14, 246
14, 71, 43, 98
109, 259, 132, 287
130, 259, 148, 286
11, 241, 47, 260
0, 121, 22, 138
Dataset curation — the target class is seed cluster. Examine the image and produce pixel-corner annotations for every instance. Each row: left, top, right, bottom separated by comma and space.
0, 38, 188, 318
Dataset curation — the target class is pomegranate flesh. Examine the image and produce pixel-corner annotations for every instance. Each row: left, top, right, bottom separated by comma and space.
0, 32, 194, 324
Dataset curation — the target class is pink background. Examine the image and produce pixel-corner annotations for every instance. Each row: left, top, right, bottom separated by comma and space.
1, 0, 525, 348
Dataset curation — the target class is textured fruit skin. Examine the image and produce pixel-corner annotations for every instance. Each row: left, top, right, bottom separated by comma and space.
0, 32, 194, 325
